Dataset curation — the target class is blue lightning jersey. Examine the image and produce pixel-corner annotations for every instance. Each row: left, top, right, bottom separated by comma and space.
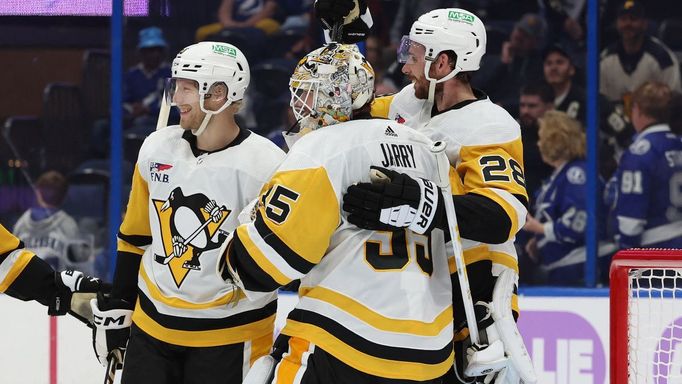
533, 159, 607, 285
614, 124, 682, 248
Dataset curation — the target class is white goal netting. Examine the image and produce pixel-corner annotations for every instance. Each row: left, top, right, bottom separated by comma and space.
628, 268, 682, 384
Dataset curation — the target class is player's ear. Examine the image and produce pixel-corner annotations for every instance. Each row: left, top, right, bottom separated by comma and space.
208, 83, 228, 102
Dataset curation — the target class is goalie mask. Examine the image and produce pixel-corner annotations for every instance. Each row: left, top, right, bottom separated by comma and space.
285, 43, 375, 147
397, 8, 486, 101
164, 41, 250, 136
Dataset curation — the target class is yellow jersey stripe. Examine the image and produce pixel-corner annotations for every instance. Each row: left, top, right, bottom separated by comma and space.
300, 286, 452, 336
283, 320, 454, 381
132, 302, 276, 347
470, 188, 520, 241
138, 263, 242, 309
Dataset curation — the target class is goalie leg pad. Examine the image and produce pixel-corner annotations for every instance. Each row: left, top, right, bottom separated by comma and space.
243, 355, 276, 384
491, 269, 537, 384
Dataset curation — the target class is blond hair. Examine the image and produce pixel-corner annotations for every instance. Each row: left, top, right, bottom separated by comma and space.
632, 81, 672, 123
538, 110, 586, 163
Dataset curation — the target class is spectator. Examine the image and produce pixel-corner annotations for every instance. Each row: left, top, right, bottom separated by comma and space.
90, 27, 173, 156
543, 43, 583, 120
519, 81, 555, 200
612, 81, 682, 249
475, 13, 548, 110
124, 27, 172, 136
12, 171, 91, 273
195, 0, 279, 42
365, 34, 398, 94
600, 0, 681, 106
523, 111, 605, 285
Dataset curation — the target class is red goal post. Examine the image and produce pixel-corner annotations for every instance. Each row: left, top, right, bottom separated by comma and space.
610, 248, 682, 384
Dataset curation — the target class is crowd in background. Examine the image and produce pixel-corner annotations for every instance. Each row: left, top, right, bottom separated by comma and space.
2, 0, 682, 286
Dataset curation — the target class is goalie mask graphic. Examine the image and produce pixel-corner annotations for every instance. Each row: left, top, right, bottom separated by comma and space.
153, 187, 231, 287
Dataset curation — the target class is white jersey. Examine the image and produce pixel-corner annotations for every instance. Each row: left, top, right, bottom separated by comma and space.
373, 87, 528, 317
13, 210, 81, 269
118, 125, 285, 347
226, 119, 454, 381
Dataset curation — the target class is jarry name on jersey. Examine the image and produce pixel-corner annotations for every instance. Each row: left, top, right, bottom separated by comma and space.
379, 143, 416, 169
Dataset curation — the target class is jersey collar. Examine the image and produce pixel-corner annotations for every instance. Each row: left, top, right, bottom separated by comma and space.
431, 88, 488, 117
182, 126, 251, 158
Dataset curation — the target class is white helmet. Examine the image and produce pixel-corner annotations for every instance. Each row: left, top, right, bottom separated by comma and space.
398, 8, 486, 100
285, 43, 374, 147
165, 41, 250, 136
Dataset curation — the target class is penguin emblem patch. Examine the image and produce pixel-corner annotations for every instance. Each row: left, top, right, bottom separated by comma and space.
152, 187, 231, 287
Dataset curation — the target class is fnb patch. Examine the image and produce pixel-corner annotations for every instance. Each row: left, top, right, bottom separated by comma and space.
150, 162, 173, 183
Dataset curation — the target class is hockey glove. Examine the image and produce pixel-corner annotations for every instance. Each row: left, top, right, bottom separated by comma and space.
315, 0, 370, 43
343, 166, 444, 234
49, 270, 111, 325
90, 292, 133, 367
315, 0, 356, 24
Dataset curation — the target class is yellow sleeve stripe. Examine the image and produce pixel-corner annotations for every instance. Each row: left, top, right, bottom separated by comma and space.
139, 262, 242, 309
447, 245, 519, 274
237, 225, 292, 286
119, 164, 152, 242
0, 224, 21, 255
283, 320, 454, 381
469, 188, 522, 240
299, 286, 453, 336
132, 301, 275, 347
117, 239, 145, 256
0, 250, 35, 293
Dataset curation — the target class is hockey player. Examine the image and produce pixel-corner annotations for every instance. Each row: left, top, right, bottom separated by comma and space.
612, 81, 682, 249
0, 222, 105, 322
90, 41, 286, 383
221, 43, 455, 383
325, 5, 534, 383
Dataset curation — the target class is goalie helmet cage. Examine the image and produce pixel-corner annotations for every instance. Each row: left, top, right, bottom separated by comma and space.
610, 248, 682, 384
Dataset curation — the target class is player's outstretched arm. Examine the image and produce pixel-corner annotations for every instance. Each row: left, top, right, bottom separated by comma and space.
0, 223, 109, 324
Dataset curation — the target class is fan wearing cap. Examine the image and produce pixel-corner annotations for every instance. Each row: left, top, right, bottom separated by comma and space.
123, 27, 173, 136
90, 41, 285, 384
600, 0, 681, 105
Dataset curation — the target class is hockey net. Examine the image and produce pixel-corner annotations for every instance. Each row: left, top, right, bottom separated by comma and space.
610, 249, 682, 384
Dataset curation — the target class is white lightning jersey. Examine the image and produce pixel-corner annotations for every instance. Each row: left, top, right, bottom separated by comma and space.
226, 119, 454, 381
118, 125, 285, 347
13, 210, 79, 268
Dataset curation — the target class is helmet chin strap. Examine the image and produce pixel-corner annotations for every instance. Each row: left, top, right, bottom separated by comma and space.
423, 60, 461, 103
191, 96, 233, 137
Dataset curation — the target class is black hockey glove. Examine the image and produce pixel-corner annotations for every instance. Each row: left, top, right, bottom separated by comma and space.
343, 166, 444, 234
315, 0, 356, 24
315, 0, 370, 43
91, 292, 133, 368
49, 270, 111, 325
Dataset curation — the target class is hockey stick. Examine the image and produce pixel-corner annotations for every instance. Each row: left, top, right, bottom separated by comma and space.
431, 141, 480, 345
103, 349, 123, 384
156, 88, 171, 131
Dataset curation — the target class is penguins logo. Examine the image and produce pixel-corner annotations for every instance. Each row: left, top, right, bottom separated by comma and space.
152, 187, 231, 287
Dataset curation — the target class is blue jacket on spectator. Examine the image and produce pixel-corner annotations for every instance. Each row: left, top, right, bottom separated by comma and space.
123, 62, 171, 119
534, 159, 607, 285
